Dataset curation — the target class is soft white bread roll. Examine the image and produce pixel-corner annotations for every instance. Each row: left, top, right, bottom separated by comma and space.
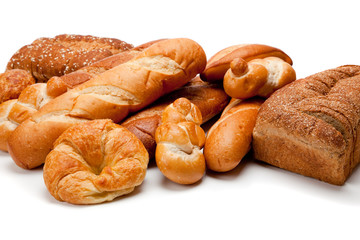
155, 98, 206, 184
8, 38, 207, 169
224, 57, 296, 99
43, 119, 148, 205
200, 44, 293, 82
204, 98, 263, 172
0, 83, 53, 151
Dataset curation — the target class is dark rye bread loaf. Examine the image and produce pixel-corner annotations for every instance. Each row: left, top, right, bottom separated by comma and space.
252, 65, 360, 185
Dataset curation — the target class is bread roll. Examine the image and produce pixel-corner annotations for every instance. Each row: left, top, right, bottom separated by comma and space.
253, 65, 360, 185
121, 76, 229, 159
155, 98, 206, 184
8, 38, 207, 169
224, 57, 296, 99
204, 98, 263, 172
200, 44, 293, 82
0, 69, 35, 103
43, 119, 148, 205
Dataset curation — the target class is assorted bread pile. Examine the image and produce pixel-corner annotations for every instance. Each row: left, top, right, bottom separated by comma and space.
0, 34, 358, 204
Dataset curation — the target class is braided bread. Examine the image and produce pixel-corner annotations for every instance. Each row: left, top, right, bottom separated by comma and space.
7, 34, 133, 82
155, 98, 206, 184
8, 38, 207, 169
43, 119, 148, 205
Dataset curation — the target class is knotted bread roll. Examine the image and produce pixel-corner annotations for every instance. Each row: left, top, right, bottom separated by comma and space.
43, 119, 148, 205
224, 57, 296, 99
155, 98, 206, 184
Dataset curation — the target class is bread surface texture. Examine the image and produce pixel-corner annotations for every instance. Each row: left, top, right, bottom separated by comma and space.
6, 34, 133, 82
155, 98, 206, 184
8, 38, 207, 169
43, 119, 149, 204
121, 76, 229, 159
253, 65, 360, 185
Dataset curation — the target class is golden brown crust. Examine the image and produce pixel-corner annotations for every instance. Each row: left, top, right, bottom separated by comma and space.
6, 34, 133, 82
121, 76, 229, 159
224, 57, 296, 99
204, 98, 263, 172
8, 38, 207, 169
155, 98, 206, 184
200, 44, 293, 82
43, 119, 148, 205
0, 69, 35, 103
253, 65, 360, 185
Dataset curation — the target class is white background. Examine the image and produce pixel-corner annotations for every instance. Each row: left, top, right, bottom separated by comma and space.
1, 0, 359, 239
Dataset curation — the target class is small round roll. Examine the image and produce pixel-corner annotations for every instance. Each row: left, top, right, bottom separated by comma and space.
43, 119, 149, 205
204, 98, 263, 172
155, 98, 206, 184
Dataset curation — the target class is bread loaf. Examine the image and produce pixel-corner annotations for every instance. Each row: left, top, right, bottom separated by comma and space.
6, 34, 133, 82
121, 76, 229, 159
200, 44, 293, 82
155, 98, 206, 184
8, 38, 207, 169
43, 119, 148, 205
0, 40, 161, 152
204, 98, 263, 172
252, 65, 360, 185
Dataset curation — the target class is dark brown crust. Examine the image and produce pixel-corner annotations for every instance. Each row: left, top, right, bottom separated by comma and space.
6, 34, 133, 82
253, 65, 360, 185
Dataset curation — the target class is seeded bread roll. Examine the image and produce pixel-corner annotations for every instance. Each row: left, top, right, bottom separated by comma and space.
6, 34, 133, 82
253, 65, 360, 185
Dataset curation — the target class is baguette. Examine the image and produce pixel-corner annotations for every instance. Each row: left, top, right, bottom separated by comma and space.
252, 65, 360, 185
0, 40, 161, 152
8, 38, 207, 169
204, 98, 263, 172
121, 76, 229, 159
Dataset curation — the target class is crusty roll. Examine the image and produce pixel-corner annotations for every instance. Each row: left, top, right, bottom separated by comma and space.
43, 119, 149, 205
155, 98, 206, 184
0, 69, 35, 103
121, 76, 229, 159
0, 83, 52, 151
200, 44, 293, 82
7, 34, 133, 82
8, 38, 207, 169
253, 65, 360, 185
224, 57, 296, 99
204, 98, 263, 172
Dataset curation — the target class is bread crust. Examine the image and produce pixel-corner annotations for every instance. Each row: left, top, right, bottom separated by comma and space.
121, 76, 229, 159
6, 34, 133, 82
204, 98, 263, 172
200, 44, 293, 82
8, 38, 207, 169
43, 119, 148, 204
253, 65, 360, 185
0, 69, 35, 103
